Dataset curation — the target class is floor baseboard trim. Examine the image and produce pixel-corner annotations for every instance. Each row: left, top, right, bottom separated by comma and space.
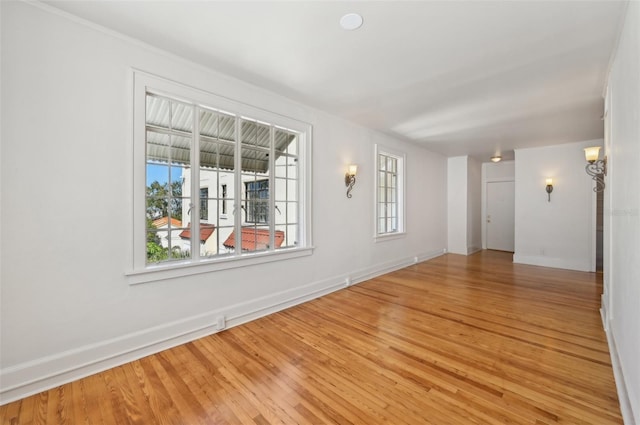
0, 249, 445, 405
603, 320, 637, 425
512, 254, 591, 272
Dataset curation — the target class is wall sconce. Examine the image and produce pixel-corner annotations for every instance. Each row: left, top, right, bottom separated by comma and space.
584, 146, 607, 192
545, 178, 553, 202
345, 164, 357, 198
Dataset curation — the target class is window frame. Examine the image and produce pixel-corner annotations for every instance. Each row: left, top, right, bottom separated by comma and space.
374, 144, 406, 241
128, 71, 313, 284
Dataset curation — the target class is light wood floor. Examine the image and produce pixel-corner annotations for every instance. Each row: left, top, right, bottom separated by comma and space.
1, 251, 622, 424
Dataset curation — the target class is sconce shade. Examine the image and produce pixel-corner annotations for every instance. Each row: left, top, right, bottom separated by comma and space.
584, 148, 607, 192
348, 164, 358, 176
584, 147, 601, 163
545, 178, 553, 185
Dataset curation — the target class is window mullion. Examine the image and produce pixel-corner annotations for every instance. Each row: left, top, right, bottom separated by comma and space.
234, 117, 242, 252
269, 126, 276, 251
191, 105, 201, 261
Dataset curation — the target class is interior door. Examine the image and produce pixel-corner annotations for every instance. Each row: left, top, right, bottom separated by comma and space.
486, 181, 515, 252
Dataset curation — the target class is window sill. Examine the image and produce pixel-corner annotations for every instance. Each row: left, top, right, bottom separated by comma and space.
374, 232, 406, 243
126, 246, 314, 285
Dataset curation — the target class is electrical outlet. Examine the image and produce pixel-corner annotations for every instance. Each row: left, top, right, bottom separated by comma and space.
216, 315, 226, 330
345, 277, 351, 287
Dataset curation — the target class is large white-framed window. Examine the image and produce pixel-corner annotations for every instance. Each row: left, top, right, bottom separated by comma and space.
375, 145, 406, 239
129, 71, 312, 284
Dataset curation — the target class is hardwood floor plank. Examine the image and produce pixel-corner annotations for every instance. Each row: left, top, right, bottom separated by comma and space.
0, 251, 622, 424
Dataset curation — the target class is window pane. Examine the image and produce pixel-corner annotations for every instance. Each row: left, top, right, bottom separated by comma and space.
218, 226, 235, 254
218, 142, 235, 172
238, 226, 270, 252
170, 135, 191, 167
378, 218, 386, 234
387, 188, 394, 202
286, 202, 298, 223
286, 180, 297, 201
146, 95, 171, 129
274, 159, 286, 177
200, 109, 218, 138
219, 172, 234, 198
287, 135, 298, 155
201, 237, 218, 258
378, 186, 386, 202
244, 179, 269, 224
388, 157, 396, 173
286, 156, 297, 179
147, 131, 170, 163
379, 154, 386, 171
378, 202, 386, 219
275, 201, 287, 225
147, 163, 168, 188
378, 171, 386, 188
200, 187, 210, 221
200, 138, 218, 170
168, 229, 191, 259
275, 129, 289, 153
218, 113, 236, 142
275, 178, 287, 202
386, 172, 394, 188
286, 224, 298, 247
241, 147, 269, 175
170, 168, 187, 195
172, 102, 192, 133
241, 120, 270, 149
275, 225, 287, 247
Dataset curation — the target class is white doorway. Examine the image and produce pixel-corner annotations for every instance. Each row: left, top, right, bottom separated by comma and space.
486, 181, 515, 252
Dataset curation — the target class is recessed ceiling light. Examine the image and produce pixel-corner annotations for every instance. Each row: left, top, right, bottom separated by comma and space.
340, 13, 363, 31
491, 155, 502, 163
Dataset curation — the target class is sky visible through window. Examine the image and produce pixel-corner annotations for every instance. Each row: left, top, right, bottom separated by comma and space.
146, 165, 184, 186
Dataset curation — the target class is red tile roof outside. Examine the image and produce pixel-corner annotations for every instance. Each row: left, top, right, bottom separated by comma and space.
179, 223, 215, 242
152, 216, 182, 228
223, 227, 285, 251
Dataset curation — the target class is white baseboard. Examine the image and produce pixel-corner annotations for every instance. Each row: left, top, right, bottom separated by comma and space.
467, 246, 482, 255
512, 254, 591, 272
602, 318, 638, 425
0, 248, 446, 405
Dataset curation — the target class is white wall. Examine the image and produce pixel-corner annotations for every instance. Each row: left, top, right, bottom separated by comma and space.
0, 2, 447, 403
481, 161, 515, 249
447, 156, 468, 254
447, 156, 483, 255
513, 141, 600, 272
467, 157, 482, 254
605, 2, 640, 423
447, 156, 482, 255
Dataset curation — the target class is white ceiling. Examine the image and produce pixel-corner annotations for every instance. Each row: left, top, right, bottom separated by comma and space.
44, 0, 627, 161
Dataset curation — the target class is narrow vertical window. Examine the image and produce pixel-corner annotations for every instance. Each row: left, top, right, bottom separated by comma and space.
221, 184, 228, 215
375, 146, 405, 238
200, 188, 209, 221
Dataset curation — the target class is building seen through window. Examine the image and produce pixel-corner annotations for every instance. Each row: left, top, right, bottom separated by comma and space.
145, 93, 300, 264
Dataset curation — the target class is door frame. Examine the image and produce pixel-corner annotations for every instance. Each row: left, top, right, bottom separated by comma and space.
482, 177, 515, 250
